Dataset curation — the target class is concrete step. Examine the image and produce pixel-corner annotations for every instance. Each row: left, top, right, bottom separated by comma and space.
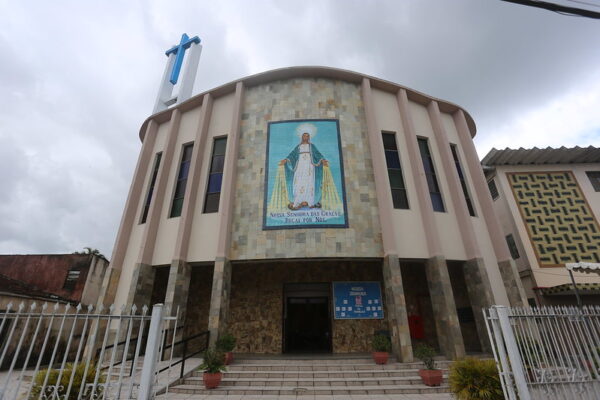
169, 383, 450, 395
192, 368, 447, 378
183, 374, 448, 386
223, 361, 452, 371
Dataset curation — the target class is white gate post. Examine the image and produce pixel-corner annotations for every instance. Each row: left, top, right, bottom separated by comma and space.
495, 305, 531, 400
138, 304, 164, 400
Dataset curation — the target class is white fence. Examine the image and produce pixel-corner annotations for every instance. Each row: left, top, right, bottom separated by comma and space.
0, 302, 180, 400
485, 305, 600, 400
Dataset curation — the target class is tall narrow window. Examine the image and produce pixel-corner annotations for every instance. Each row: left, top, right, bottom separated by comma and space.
170, 144, 194, 218
450, 144, 475, 216
141, 152, 162, 224
203, 137, 227, 213
488, 179, 499, 200
586, 171, 600, 192
417, 138, 445, 212
506, 234, 520, 259
382, 132, 409, 209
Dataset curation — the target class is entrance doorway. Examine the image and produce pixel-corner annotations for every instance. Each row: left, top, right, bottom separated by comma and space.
283, 283, 332, 353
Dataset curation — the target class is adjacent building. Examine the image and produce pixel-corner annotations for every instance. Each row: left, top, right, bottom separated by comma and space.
104, 66, 528, 361
482, 146, 600, 306
0, 253, 110, 307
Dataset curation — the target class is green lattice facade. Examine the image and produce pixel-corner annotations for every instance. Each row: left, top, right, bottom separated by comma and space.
509, 171, 600, 267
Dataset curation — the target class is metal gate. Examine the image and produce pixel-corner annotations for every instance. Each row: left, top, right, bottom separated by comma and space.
485, 305, 600, 400
0, 302, 181, 400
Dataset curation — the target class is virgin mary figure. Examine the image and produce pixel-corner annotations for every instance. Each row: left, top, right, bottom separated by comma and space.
279, 129, 328, 209
268, 123, 343, 213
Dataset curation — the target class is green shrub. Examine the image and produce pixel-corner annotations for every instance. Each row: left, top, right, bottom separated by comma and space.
372, 334, 391, 352
30, 362, 103, 400
414, 344, 437, 370
516, 337, 543, 368
199, 349, 227, 374
449, 358, 503, 400
216, 332, 236, 352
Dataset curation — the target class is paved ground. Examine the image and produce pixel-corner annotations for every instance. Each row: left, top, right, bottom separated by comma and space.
157, 394, 454, 399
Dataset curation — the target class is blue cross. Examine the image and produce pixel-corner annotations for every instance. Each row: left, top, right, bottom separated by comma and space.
165, 33, 201, 85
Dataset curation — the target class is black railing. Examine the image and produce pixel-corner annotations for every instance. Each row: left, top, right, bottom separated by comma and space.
97, 324, 184, 376
158, 330, 210, 378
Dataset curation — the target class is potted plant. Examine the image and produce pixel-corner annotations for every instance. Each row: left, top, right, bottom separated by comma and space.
372, 334, 392, 364
414, 344, 443, 386
216, 332, 237, 365
199, 349, 226, 389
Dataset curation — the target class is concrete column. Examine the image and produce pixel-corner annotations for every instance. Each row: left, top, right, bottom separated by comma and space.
453, 110, 527, 306
463, 258, 494, 353
382, 254, 413, 362
498, 259, 528, 307
206, 82, 244, 345
207, 258, 232, 347
163, 259, 191, 318
162, 94, 213, 327
362, 79, 413, 360
425, 256, 465, 359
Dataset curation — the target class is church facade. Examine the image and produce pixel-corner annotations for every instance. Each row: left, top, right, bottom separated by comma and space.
104, 67, 527, 361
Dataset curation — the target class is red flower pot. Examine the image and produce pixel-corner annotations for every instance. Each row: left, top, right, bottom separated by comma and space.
203, 372, 223, 389
372, 351, 389, 365
224, 351, 234, 365
419, 369, 443, 386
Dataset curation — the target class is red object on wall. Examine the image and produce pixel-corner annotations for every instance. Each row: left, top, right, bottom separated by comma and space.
408, 315, 424, 339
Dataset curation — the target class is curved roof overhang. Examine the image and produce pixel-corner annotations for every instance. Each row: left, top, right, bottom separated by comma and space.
139, 66, 477, 141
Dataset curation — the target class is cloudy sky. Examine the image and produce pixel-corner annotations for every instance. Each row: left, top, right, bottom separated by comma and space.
1, 0, 599, 257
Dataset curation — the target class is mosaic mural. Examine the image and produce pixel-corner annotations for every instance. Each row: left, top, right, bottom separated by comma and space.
263, 119, 348, 229
509, 172, 600, 266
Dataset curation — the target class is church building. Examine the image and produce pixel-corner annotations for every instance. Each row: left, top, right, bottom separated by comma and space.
102, 64, 527, 362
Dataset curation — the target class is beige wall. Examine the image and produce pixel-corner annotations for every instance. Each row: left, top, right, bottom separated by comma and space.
187, 92, 236, 262
493, 163, 600, 290
372, 89, 428, 259
152, 108, 202, 265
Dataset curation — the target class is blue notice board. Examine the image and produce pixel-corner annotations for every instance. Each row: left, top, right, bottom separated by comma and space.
332, 282, 384, 319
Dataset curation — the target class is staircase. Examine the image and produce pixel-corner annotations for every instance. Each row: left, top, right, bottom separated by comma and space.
169, 356, 452, 396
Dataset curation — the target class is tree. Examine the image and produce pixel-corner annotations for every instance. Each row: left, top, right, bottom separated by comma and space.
73, 247, 106, 260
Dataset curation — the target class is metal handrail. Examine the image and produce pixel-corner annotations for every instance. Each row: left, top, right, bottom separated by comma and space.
158, 330, 210, 378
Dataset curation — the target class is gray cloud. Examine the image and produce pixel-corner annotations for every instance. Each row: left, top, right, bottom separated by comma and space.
0, 0, 598, 256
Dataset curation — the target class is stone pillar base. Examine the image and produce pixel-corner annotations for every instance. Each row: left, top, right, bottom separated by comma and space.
463, 258, 494, 353
382, 254, 413, 362
164, 259, 192, 318
498, 259, 528, 307
126, 262, 155, 309
425, 256, 465, 359
207, 257, 232, 348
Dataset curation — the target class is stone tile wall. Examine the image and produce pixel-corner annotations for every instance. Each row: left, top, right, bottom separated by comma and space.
231, 78, 383, 260
226, 260, 388, 354
183, 265, 214, 338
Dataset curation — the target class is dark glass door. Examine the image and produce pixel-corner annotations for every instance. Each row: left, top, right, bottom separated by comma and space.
284, 296, 331, 353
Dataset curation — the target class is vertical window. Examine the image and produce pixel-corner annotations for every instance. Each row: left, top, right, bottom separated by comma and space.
450, 144, 475, 216
382, 132, 409, 209
586, 171, 600, 192
141, 152, 162, 224
488, 179, 499, 200
170, 144, 194, 218
417, 138, 445, 212
203, 137, 227, 213
506, 234, 520, 259
63, 269, 81, 291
